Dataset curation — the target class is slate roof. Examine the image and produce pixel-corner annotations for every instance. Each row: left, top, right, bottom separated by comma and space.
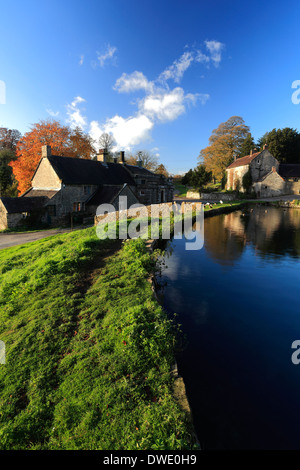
124, 164, 156, 177
278, 164, 300, 178
0, 197, 47, 214
22, 188, 58, 199
45, 155, 136, 186
86, 185, 124, 206
227, 152, 261, 169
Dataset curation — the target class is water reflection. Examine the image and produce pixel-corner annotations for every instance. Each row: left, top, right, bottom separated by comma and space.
204, 206, 300, 264
158, 207, 300, 449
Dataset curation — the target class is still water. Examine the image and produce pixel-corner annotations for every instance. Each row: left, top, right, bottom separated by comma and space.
158, 206, 300, 449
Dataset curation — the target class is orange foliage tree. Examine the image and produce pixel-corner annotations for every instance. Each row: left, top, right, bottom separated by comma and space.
10, 120, 96, 194
199, 116, 250, 181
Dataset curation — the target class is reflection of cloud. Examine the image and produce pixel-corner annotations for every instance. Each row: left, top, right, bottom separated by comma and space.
161, 253, 181, 281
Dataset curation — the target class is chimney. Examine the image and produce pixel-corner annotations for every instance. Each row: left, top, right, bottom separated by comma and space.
137, 152, 143, 167
250, 149, 253, 156
97, 148, 108, 163
42, 145, 51, 157
263, 143, 268, 150
119, 151, 125, 164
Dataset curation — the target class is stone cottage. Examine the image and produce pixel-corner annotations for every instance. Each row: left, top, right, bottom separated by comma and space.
0, 145, 174, 230
226, 145, 300, 197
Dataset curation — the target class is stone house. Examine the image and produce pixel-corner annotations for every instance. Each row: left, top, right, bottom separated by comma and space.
226, 145, 300, 197
0, 145, 174, 230
0, 196, 48, 230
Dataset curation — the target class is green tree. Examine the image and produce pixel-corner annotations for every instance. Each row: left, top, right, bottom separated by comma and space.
182, 169, 194, 186
0, 149, 18, 196
182, 165, 211, 189
257, 128, 300, 163
242, 169, 252, 193
239, 133, 255, 157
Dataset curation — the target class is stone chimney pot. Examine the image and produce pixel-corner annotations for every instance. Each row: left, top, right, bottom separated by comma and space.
42, 145, 51, 157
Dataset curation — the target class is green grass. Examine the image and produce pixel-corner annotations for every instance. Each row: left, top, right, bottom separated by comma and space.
0, 227, 196, 450
203, 200, 246, 211
174, 183, 188, 197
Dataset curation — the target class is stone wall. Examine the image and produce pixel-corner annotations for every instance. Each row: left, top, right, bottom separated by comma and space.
252, 171, 287, 198
249, 150, 279, 183
200, 192, 237, 201
6, 213, 25, 229
226, 165, 249, 191
0, 201, 8, 230
290, 181, 300, 195
95, 201, 201, 225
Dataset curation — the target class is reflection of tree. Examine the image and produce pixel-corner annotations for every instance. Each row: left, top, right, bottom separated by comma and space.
204, 213, 246, 265
205, 206, 300, 264
253, 208, 300, 259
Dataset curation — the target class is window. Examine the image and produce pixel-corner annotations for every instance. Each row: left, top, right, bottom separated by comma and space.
140, 190, 145, 196
73, 202, 85, 212
141, 179, 146, 185
73, 202, 81, 212
47, 205, 56, 216
84, 185, 91, 195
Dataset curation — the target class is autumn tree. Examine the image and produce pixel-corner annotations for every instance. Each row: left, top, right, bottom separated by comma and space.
10, 120, 96, 194
70, 126, 96, 159
126, 150, 158, 171
155, 163, 169, 177
199, 116, 250, 180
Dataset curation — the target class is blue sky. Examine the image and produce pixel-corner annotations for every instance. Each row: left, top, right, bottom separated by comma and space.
0, 0, 300, 174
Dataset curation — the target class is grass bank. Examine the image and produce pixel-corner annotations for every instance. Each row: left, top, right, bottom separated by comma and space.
0, 227, 196, 450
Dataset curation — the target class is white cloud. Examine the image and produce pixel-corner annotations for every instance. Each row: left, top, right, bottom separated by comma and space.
140, 88, 189, 122
97, 44, 117, 67
46, 108, 59, 117
158, 51, 194, 84
71, 96, 85, 107
90, 114, 153, 150
66, 96, 87, 129
204, 40, 224, 67
195, 50, 210, 64
68, 42, 223, 151
114, 71, 153, 93
79, 54, 84, 66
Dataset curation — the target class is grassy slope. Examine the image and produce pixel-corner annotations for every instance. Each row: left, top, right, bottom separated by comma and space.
0, 227, 195, 450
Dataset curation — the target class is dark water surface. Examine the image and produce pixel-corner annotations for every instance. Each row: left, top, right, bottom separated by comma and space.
158, 206, 300, 449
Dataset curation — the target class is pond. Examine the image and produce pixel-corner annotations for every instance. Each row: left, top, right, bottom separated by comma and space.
157, 206, 300, 450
